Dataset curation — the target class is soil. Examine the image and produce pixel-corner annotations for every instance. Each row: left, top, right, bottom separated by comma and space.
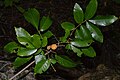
0, 0, 120, 80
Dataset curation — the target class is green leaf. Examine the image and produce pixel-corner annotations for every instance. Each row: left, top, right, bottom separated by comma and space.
86, 22, 103, 43
35, 53, 46, 64
14, 57, 32, 68
18, 48, 37, 56
41, 37, 47, 47
50, 58, 56, 64
65, 44, 72, 50
24, 8, 40, 30
16, 6, 25, 13
34, 59, 51, 74
15, 27, 34, 48
89, 15, 118, 26
85, 0, 98, 19
60, 29, 70, 42
15, 27, 31, 38
71, 38, 89, 47
75, 25, 93, 43
42, 30, 53, 38
61, 22, 75, 30
55, 55, 76, 68
4, 42, 19, 53
17, 37, 34, 48
40, 16, 52, 32
73, 3, 84, 23
82, 46, 96, 57
71, 45, 83, 57
31, 34, 41, 48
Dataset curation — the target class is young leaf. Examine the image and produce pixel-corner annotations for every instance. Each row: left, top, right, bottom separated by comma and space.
73, 3, 84, 24
4, 42, 19, 53
71, 45, 83, 57
61, 22, 75, 30
82, 46, 96, 57
85, 0, 98, 19
31, 34, 41, 48
35, 53, 46, 64
55, 55, 76, 68
89, 15, 118, 26
40, 16, 52, 32
41, 37, 47, 47
71, 38, 89, 47
42, 30, 53, 38
34, 59, 51, 74
75, 25, 93, 43
18, 48, 37, 56
86, 22, 103, 43
24, 8, 40, 30
14, 57, 32, 68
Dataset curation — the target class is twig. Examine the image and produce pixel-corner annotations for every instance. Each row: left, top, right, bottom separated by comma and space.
9, 60, 35, 80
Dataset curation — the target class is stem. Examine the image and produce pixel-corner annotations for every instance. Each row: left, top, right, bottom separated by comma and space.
70, 20, 87, 36
9, 60, 35, 80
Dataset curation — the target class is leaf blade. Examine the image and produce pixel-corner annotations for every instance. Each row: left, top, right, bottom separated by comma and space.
73, 3, 84, 23
85, 0, 98, 19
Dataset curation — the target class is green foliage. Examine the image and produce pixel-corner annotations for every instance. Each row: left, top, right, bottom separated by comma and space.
4, 0, 118, 75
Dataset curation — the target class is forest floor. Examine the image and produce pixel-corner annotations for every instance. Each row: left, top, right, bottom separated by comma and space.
0, 0, 120, 80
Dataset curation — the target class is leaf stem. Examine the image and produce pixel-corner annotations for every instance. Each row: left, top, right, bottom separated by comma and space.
70, 20, 87, 36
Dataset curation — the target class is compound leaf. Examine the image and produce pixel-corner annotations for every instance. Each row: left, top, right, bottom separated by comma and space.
85, 0, 98, 19
89, 15, 118, 26
73, 3, 84, 24
24, 8, 40, 30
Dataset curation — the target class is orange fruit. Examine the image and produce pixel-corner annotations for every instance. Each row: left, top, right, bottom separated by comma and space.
50, 44, 57, 50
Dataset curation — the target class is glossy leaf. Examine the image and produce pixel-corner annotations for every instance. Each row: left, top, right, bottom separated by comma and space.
71, 45, 83, 57
42, 30, 53, 38
4, 42, 19, 53
18, 48, 37, 56
61, 22, 75, 30
86, 22, 103, 43
55, 55, 76, 68
40, 16, 52, 32
60, 29, 70, 42
24, 8, 40, 30
89, 15, 118, 26
34, 59, 51, 74
71, 38, 89, 47
73, 3, 84, 23
75, 25, 93, 43
15, 27, 31, 38
14, 57, 32, 68
85, 0, 98, 19
82, 46, 96, 57
31, 34, 41, 48
41, 37, 47, 47
17, 37, 34, 48
35, 53, 46, 64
